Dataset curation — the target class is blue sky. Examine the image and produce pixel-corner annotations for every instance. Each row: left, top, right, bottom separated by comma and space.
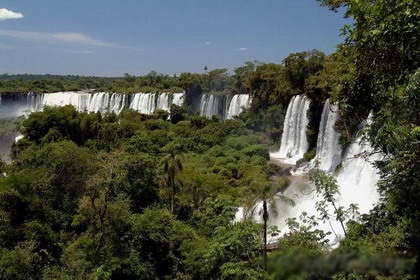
0, 0, 347, 76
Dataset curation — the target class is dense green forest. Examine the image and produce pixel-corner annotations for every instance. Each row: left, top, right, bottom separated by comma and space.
0, 0, 419, 279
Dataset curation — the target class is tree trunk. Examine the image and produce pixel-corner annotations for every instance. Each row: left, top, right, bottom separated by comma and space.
170, 176, 174, 215
331, 200, 347, 237
263, 200, 268, 271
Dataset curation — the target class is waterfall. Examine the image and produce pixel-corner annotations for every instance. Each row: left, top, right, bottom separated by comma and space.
0, 91, 185, 116
129, 92, 185, 114
172, 93, 185, 107
109, 93, 127, 114
89, 92, 109, 114
0, 93, 32, 118
39, 92, 92, 112
226, 94, 251, 119
199, 94, 226, 118
274, 95, 310, 164
261, 116, 381, 246
311, 99, 343, 173
335, 119, 381, 214
129, 93, 156, 114
156, 92, 170, 112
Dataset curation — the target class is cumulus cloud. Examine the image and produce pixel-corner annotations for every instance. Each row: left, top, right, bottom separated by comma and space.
0, 8, 24, 20
235, 47, 247, 51
205, 42, 211, 45
0, 29, 123, 48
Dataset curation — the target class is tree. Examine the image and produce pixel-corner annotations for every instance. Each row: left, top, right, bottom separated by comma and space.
283, 49, 326, 92
117, 153, 159, 212
246, 179, 295, 271
318, 0, 420, 265
161, 148, 184, 214
232, 61, 261, 95
245, 63, 293, 110
308, 163, 360, 239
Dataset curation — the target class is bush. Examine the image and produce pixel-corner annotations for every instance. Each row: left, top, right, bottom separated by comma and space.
277, 177, 291, 191
296, 149, 316, 166
242, 144, 269, 160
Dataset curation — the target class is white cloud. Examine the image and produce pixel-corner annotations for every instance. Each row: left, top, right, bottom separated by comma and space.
235, 47, 247, 51
205, 42, 211, 45
70, 50, 96, 54
0, 29, 123, 48
0, 8, 24, 20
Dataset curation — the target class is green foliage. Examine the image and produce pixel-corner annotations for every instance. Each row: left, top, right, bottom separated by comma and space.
182, 221, 264, 279
0, 105, 273, 279
245, 63, 294, 110
296, 149, 316, 166
0, 244, 38, 280
0, 1, 418, 276
277, 177, 291, 191
283, 49, 326, 92
308, 164, 360, 238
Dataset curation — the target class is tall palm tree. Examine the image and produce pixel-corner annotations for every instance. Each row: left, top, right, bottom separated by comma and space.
161, 150, 183, 214
246, 180, 295, 271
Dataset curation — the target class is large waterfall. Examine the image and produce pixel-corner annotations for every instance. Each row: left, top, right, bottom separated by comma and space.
273, 95, 310, 164
31, 91, 128, 114
1, 91, 251, 119
226, 94, 251, 119
260, 97, 381, 246
312, 99, 343, 173
253, 126, 382, 246
0, 91, 185, 117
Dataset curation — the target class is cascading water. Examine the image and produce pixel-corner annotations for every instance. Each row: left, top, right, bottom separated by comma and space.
39, 92, 92, 112
272, 95, 310, 164
335, 118, 382, 214
1, 91, 185, 116
26, 91, 128, 114
156, 93, 171, 112
200, 94, 226, 118
256, 116, 381, 246
129, 92, 185, 114
129, 93, 156, 114
172, 93, 185, 107
198, 94, 250, 119
311, 99, 343, 173
226, 94, 251, 119
0, 93, 32, 118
